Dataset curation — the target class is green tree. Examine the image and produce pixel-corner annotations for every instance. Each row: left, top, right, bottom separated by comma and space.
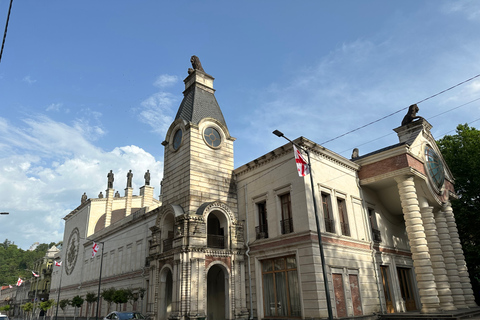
59, 299, 70, 320
39, 299, 55, 319
21, 302, 34, 320
85, 292, 97, 320
112, 288, 129, 310
101, 288, 116, 314
437, 123, 480, 303
70, 295, 84, 320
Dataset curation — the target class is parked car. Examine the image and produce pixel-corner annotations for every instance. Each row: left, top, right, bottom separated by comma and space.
104, 311, 146, 320
0, 314, 9, 320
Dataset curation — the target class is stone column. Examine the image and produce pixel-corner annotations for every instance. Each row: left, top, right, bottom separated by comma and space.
443, 202, 477, 307
125, 187, 133, 216
395, 176, 440, 313
420, 205, 455, 310
434, 209, 466, 309
105, 188, 114, 227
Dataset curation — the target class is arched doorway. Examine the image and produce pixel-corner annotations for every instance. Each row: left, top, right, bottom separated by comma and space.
158, 268, 173, 320
207, 211, 228, 249
207, 264, 228, 320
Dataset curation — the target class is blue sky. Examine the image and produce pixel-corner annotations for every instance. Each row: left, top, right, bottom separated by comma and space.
1, 1, 479, 250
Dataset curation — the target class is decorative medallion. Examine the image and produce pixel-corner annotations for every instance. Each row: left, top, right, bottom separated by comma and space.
173, 129, 182, 150
424, 145, 445, 192
204, 127, 221, 148
65, 227, 80, 275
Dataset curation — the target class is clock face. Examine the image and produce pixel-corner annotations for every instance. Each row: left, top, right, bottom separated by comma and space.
425, 145, 445, 191
65, 227, 80, 275
204, 127, 221, 148
173, 129, 182, 150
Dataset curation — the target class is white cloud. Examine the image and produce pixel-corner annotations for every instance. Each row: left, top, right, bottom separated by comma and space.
46, 103, 62, 112
442, 0, 480, 21
135, 74, 179, 135
22, 75, 37, 84
154, 74, 179, 88
0, 116, 163, 250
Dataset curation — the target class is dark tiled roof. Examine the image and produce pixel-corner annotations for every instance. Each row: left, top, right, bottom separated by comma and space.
175, 85, 228, 129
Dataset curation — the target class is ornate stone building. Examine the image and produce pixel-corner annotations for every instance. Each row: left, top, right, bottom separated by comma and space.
49, 58, 478, 320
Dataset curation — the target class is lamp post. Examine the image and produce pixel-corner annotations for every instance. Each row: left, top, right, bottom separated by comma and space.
54, 260, 64, 320
0, 212, 9, 215
94, 241, 105, 320
273, 130, 334, 320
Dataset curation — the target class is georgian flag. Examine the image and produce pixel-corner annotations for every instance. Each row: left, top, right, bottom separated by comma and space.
32, 271, 40, 277
17, 278, 23, 286
294, 145, 310, 177
55, 261, 62, 267
92, 242, 99, 258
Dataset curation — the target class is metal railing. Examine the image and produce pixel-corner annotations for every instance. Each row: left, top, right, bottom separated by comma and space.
163, 238, 173, 252
207, 235, 225, 249
280, 218, 293, 234
372, 228, 382, 242
340, 222, 350, 236
324, 218, 335, 233
255, 223, 269, 239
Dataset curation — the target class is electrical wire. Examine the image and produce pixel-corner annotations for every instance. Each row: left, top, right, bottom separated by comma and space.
0, 0, 13, 65
319, 73, 480, 146
338, 95, 480, 155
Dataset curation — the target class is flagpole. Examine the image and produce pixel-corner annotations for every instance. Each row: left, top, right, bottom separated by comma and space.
273, 130, 334, 320
95, 241, 104, 320
54, 262, 63, 320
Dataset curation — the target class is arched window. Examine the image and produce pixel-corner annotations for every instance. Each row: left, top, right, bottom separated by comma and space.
207, 211, 228, 249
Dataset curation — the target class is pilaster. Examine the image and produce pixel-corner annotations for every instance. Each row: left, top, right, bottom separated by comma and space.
105, 188, 114, 227
443, 202, 477, 307
395, 176, 440, 313
140, 185, 155, 209
420, 206, 455, 310
125, 187, 133, 216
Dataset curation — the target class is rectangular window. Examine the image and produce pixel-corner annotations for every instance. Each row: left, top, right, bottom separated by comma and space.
368, 208, 381, 242
256, 201, 269, 239
280, 194, 293, 234
322, 193, 335, 233
262, 256, 301, 318
337, 198, 350, 236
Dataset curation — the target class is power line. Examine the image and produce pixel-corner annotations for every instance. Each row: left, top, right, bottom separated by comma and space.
0, 0, 13, 65
339, 96, 480, 155
320, 73, 480, 146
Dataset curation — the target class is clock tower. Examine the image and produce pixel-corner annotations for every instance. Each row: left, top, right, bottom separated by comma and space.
148, 57, 247, 320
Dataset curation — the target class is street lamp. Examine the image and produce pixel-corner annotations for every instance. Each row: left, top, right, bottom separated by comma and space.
0, 212, 9, 215
273, 130, 334, 320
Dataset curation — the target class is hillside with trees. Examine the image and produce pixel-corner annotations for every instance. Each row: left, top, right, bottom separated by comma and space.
0, 239, 61, 286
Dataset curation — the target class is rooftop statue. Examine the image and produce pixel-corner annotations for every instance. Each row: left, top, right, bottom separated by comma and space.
401, 104, 423, 126
127, 170, 133, 188
144, 170, 150, 186
188, 55, 205, 74
107, 170, 114, 189
81, 192, 87, 203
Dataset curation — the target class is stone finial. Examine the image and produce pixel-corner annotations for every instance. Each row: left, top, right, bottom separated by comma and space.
98, 191, 104, 198
81, 192, 87, 203
115, 191, 120, 198
144, 170, 150, 186
188, 55, 205, 74
126, 170, 133, 188
107, 170, 114, 189
401, 104, 423, 126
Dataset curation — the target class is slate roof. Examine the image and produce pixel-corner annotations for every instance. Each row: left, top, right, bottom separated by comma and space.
352, 142, 406, 161
175, 85, 228, 129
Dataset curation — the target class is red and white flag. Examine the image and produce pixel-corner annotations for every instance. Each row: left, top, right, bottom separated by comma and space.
92, 242, 99, 258
55, 261, 62, 267
32, 271, 40, 278
16, 278, 23, 286
294, 145, 310, 177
